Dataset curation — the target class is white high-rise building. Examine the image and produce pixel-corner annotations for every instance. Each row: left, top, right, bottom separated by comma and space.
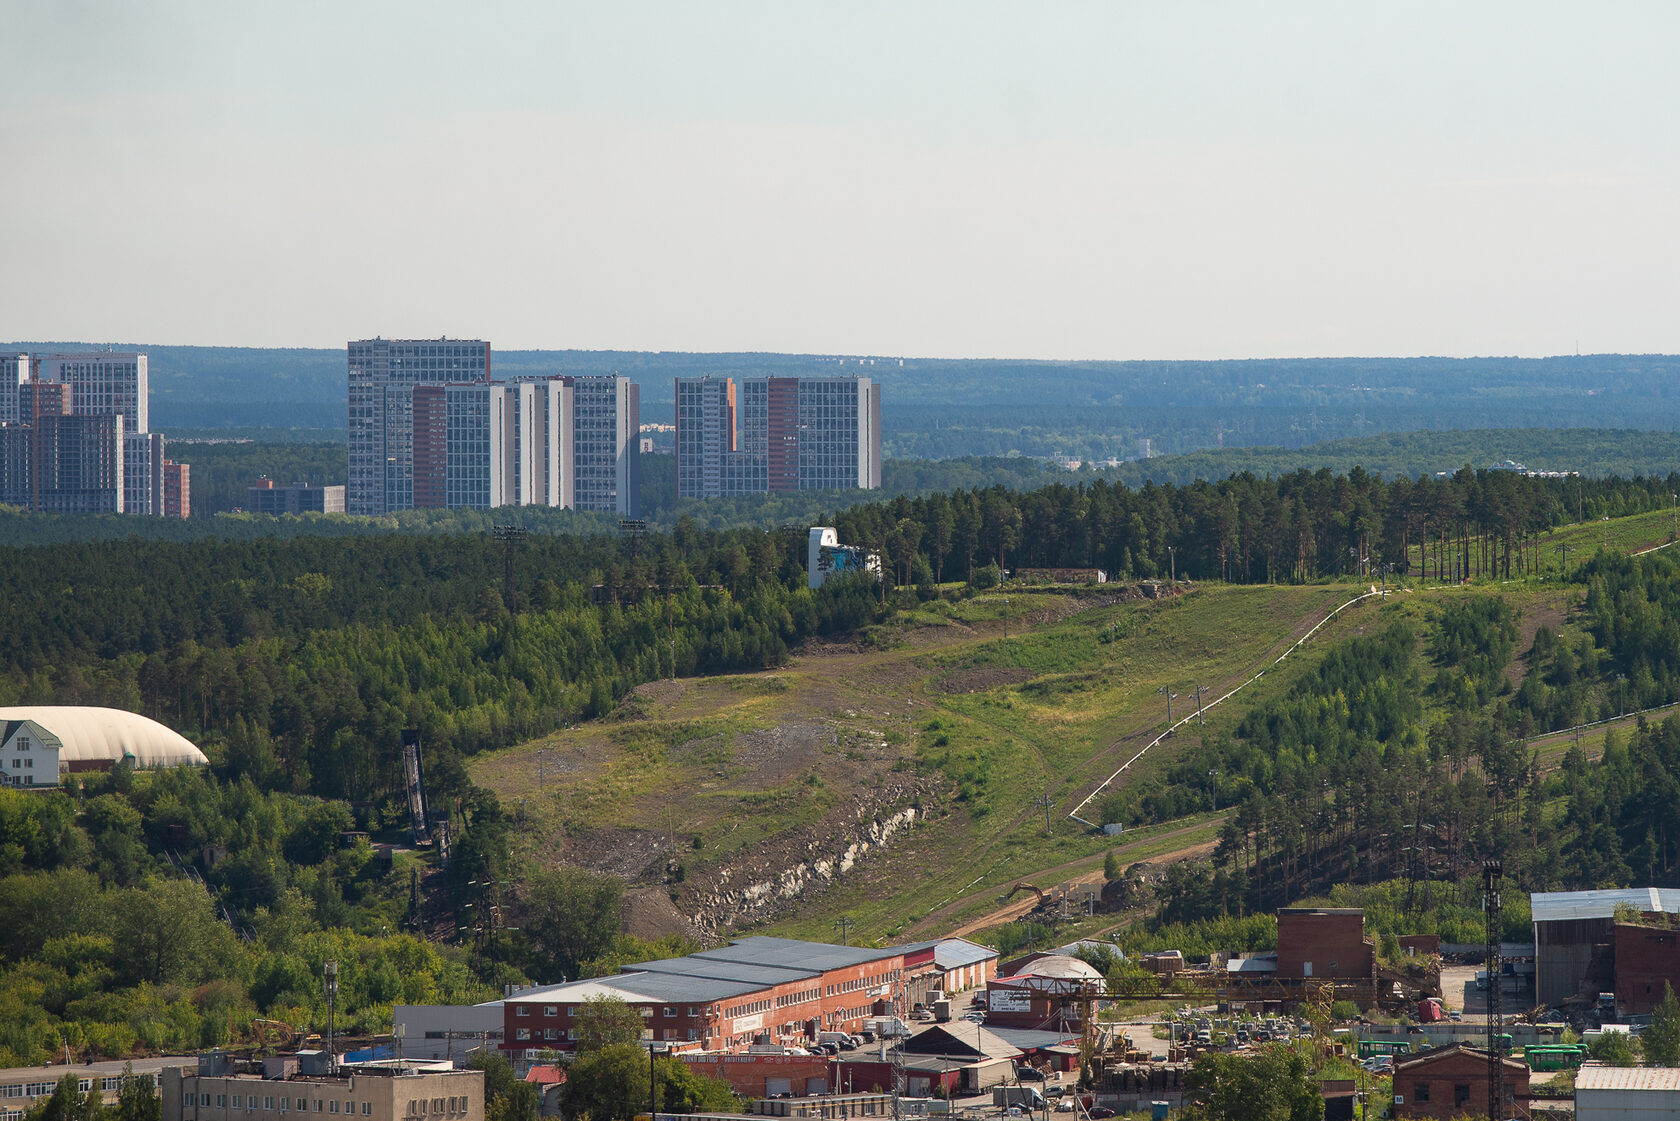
572, 375, 639, 515
445, 383, 515, 510
511, 378, 574, 509
348, 338, 492, 515
0, 354, 35, 425
42, 353, 148, 435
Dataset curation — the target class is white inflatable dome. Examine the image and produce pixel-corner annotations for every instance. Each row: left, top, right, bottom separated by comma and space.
0, 706, 208, 768
1013, 954, 1104, 981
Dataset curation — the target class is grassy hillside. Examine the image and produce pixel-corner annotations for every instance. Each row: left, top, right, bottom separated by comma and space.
468, 580, 1425, 943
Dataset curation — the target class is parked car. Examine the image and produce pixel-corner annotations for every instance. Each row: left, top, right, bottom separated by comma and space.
1087, 1108, 1116, 1118
1055, 1101, 1075, 1113
1016, 1068, 1046, 1082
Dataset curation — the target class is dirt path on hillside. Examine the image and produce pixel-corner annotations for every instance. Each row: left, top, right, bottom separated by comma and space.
1061, 588, 1385, 812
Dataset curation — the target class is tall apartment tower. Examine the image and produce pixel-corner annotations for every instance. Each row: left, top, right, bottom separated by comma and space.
674, 375, 737, 499
347, 338, 492, 515
37, 352, 179, 515
0, 381, 125, 513
511, 378, 574, 509
572, 375, 639, 515
673, 375, 879, 498
445, 383, 516, 510
0, 354, 37, 425
42, 353, 148, 434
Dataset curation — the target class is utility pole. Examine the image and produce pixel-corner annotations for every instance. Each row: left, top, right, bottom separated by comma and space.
834, 917, 855, 947
1556, 542, 1570, 579
1037, 793, 1054, 833
536, 748, 545, 791
1157, 685, 1175, 726
325, 960, 338, 1076
1208, 770, 1219, 813
1167, 545, 1176, 586
492, 524, 528, 612
1483, 860, 1503, 1121
1002, 597, 1010, 639
648, 1042, 659, 1119
1193, 684, 1209, 725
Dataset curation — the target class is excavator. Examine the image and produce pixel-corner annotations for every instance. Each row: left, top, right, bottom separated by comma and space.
997, 882, 1048, 905
252, 1019, 296, 1054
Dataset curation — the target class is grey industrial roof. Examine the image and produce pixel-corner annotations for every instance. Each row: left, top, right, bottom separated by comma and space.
602, 972, 767, 1003
1227, 956, 1279, 974
902, 1025, 1022, 1061
694, 936, 903, 972
1530, 887, 1680, 923
984, 1027, 1082, 1051
1575, 1064, 1680, 1091
625, 955, 819, 987
509, 973, 763, 1005
935, 939, 999, 969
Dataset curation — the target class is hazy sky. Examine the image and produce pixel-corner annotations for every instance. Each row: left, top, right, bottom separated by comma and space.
4, 2, 1678, 359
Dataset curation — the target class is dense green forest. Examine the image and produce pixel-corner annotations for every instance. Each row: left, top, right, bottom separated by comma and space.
1100, 549, 1680, 928
4, 465, 1680, 1064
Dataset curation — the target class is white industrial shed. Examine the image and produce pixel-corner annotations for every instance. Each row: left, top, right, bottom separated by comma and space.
0, 707, 207, 786
1575, 1064, 1680, 1121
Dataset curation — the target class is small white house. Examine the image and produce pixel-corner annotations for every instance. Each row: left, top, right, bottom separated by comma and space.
0, 719, 62, 788
808, 526, 882, 589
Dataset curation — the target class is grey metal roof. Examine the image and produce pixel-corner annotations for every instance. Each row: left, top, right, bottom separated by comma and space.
1227, 955, 1279, 974
902, 1025, 1022, 1061
1575, 1064, 1680, 1091
1530, 887, 1680, 923
935, 939, 1000, 969
984, 1027, 1082, 1050
509, 973, 763, 1004
602, 972, 766, 1003
624, 955, 819, 987
694, 936, 903, 972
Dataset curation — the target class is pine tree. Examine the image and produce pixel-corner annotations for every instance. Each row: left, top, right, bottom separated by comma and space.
1646, 981, 1680, 1066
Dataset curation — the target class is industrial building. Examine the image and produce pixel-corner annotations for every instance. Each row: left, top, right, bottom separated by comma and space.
982, 955, 1104, 1031
1531, 888, 1680, 1008
162, 1053, 481, 1121
1574, 1064, 1680, 1121
0, 707, 209, 787
1391, 1044, 1529, 1120
501, 936, 995, 1058
674, 375, 880, 499
246, 479, 347, 516
1275, 908, 1375, 982
390, 1005, 506, 1066
0, 1058, 195, 1121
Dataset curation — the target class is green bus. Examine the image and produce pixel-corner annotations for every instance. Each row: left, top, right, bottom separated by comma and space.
1357, 1040, 1412, 1059
1524, 1044, 1586, 1071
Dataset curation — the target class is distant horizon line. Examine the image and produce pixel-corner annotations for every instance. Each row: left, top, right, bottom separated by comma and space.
0, 341, 1668, 365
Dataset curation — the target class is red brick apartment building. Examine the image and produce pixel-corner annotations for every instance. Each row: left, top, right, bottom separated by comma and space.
502, 937, 913, 1056
1276, 908, 1375, 981
1392, 1044, 1529, 1121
